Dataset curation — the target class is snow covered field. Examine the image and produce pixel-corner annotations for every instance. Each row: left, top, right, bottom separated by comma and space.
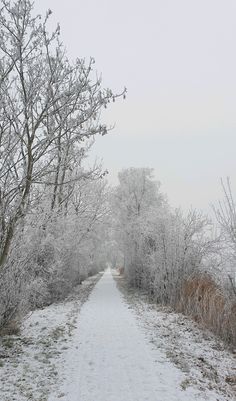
0, 269, 235, 401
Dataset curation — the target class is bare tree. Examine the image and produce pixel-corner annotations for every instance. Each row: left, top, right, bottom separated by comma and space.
213, 178, 236, 295
0, 0, 125, 267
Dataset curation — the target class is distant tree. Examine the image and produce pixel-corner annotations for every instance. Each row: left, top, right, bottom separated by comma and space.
115, 167, 162, 219
112, 167, 165, 284
112, 168, 216, 304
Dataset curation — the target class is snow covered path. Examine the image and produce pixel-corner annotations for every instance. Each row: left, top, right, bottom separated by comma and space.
49, 269, 215, 401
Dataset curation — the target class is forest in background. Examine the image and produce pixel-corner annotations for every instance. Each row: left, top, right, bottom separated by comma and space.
0, 0, 235, 347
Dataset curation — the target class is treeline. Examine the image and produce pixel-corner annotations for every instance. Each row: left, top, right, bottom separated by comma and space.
0, 0, 124, 330
110, 168, 236, 346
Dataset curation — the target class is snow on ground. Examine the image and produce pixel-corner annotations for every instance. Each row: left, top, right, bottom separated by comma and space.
115, 272, 236, 401
0, 273, 102, 401
48, 268, 234, 401
0, 269, 235, 401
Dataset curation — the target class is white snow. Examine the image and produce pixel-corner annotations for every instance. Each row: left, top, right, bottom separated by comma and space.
48, 269, 227, 401
116, 274, 236, 401
0, 269, 235, 401
0, 273, 102, 401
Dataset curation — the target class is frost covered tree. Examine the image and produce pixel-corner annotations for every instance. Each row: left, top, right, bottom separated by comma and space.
110, 170, 235, 345
0, 0, 125, 328
0, 0, 125, 268
213, 178, 236, 294
112, 168, 216, 305
112, 168, 165, 284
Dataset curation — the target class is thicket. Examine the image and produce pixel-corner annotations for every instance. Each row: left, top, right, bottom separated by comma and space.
111, 168, 236, 346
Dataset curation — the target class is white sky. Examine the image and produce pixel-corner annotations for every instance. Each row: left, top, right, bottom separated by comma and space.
35, 0, 236, 213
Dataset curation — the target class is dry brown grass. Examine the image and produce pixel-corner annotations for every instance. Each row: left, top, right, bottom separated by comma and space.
178, 274, 236, 347
0, 319, 20, 337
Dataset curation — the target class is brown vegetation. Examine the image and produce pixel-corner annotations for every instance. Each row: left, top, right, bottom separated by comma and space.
0, 320, 20, 337
178, 274, 236, 347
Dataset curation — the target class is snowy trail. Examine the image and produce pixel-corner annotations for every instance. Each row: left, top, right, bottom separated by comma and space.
48, 269, 217, 401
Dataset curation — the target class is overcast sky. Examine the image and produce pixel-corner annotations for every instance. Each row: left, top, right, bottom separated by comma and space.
35, 0, 236, 213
